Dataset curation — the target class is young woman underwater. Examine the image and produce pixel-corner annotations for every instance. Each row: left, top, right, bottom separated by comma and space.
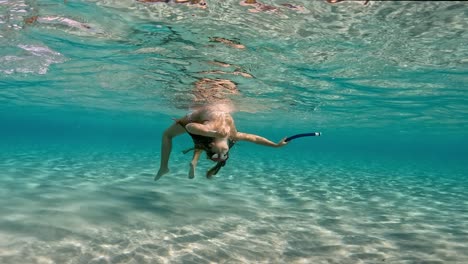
155, 103, 289, 181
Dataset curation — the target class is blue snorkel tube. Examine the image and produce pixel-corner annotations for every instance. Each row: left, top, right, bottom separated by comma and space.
285, 132, 321, 142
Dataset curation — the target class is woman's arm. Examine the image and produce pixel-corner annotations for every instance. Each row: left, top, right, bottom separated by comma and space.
185, 123, 228, 138
234, 132, 288, 147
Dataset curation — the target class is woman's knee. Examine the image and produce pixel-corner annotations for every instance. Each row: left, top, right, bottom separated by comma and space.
163, 126, 185, 139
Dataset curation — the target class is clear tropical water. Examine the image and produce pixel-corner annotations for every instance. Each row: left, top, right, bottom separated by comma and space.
1, 0, 468, 263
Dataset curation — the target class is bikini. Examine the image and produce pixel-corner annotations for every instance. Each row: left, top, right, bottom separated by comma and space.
176, 115, 216, 152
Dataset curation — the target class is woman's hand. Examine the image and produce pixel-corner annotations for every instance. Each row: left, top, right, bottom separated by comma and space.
211, 125, 230, 138
276, 137, 288, 147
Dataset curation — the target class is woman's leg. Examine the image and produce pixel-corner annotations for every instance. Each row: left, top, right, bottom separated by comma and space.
188, 149, 202, 179
155, 122, 186, 181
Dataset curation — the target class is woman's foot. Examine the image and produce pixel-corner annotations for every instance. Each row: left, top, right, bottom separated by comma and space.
155, 167, 169, 181
188, 163, 195, 179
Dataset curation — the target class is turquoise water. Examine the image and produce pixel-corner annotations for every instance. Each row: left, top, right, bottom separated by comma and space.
1, 0, 468, 263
